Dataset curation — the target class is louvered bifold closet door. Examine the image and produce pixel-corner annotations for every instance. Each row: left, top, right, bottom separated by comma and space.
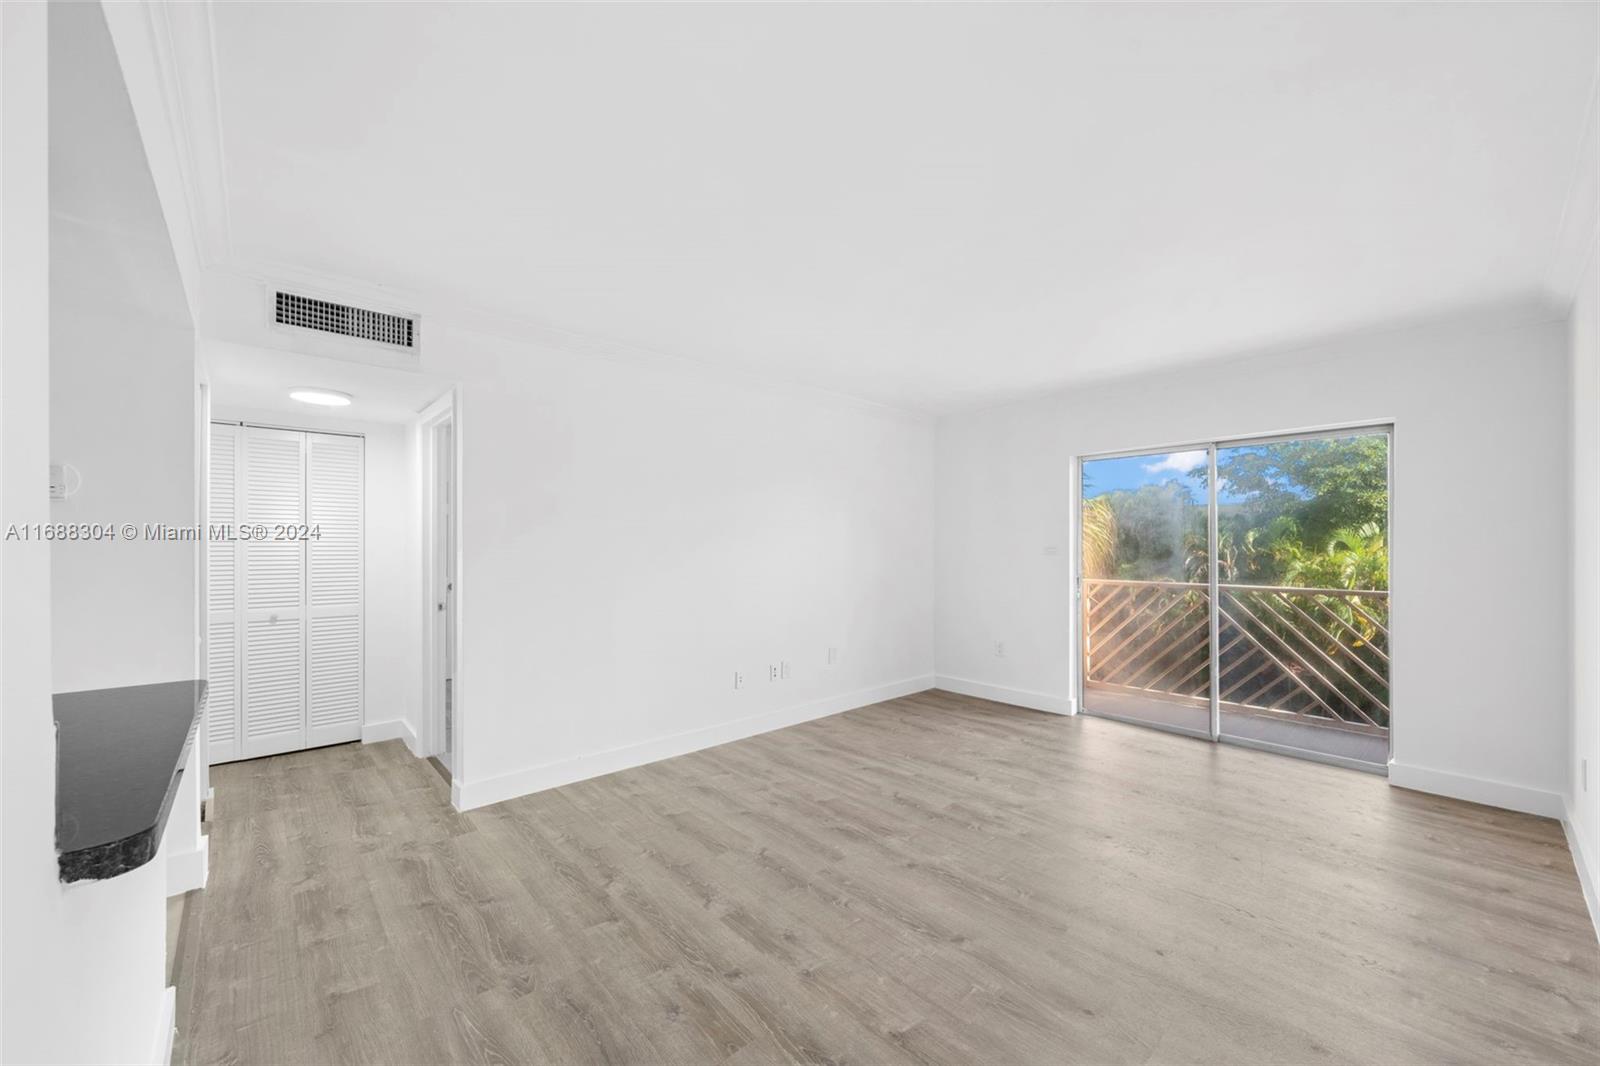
305, 433, 363, 748
207, 423, 243, 763
240, 426, 308, 758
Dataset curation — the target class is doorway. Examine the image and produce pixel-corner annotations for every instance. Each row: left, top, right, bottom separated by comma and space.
425, 407, 457, 775
1078, 426, 1391, 771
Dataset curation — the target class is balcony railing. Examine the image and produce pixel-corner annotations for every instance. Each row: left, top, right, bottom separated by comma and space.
1082, 578, 1390, 735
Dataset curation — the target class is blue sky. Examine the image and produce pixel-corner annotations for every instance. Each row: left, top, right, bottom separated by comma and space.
1082, 449, 1253, 505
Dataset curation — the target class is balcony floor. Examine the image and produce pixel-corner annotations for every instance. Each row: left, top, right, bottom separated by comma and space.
1083, 685, 1390, 769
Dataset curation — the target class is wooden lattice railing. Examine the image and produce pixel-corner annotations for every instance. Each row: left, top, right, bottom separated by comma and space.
1083, 579, 1390, 734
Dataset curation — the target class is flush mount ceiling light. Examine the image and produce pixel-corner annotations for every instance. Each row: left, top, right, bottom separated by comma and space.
289, 387, 353, 407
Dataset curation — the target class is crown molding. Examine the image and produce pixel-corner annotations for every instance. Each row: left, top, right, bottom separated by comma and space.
145, 0, 232, 266
116, 0, 931, 420
101, 0, 234, 327
99, 1, 190, 319
118, 0, 1599, 417
946, 293, 1567, 418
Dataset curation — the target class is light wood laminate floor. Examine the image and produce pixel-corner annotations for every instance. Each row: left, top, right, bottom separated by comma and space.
176, 690, 1600, 1065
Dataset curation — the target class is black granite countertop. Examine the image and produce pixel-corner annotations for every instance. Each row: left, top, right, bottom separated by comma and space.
54, 680, 207, 883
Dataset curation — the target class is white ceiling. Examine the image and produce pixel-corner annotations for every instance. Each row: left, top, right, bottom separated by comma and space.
187, 2, 1596, 413
204, 339, 453, 424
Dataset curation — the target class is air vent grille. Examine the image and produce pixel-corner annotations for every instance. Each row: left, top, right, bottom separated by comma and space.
274, 292, 415, 349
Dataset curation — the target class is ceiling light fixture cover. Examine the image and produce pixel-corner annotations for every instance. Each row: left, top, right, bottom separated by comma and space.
289, 387, 353, 407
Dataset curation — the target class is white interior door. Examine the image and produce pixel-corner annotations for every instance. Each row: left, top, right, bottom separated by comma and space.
240, 426, 308, 759
212, 423, 366, 763
206, 422, 241, 762
305, 432, 364, 748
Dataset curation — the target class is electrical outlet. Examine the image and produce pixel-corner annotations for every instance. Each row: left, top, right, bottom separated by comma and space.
826, 646, 838, 665
733, 671, 744, 690
780, 660, 791, 679
994, 640, 1006, 658
769, 663, 780, 681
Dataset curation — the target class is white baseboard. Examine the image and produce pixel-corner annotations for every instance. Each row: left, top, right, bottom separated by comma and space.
150, 986, 176, 1066
362, 718, 419, 755
453, 675, 935, 810
1388, 761, 1566, 819
1563, 807, 1600, 945
934, 675, 1076, 716
166, 834, 208, 896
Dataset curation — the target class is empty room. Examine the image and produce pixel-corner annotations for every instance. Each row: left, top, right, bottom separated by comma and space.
3, 2, 1599, 1064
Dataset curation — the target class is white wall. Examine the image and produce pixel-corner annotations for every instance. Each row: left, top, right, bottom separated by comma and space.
937, 306, 1573, 816
23, 857, 169, 1066
210, 399, 423, 751
197, 300, 935, 814
1, 3, 54, 1059
49, 0, 194, 693
50, 297, 196, 691
431, 322, 936, 808
0, 5, 197, 1062
1570, 237, 1599, 925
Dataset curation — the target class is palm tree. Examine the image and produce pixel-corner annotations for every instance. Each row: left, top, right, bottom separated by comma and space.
1282, 522, 1388, 591
1081, 496, 1118, 578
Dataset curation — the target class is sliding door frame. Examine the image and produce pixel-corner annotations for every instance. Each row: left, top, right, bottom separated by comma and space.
1075, 420, 1395, 772
1208, 444, 1222, 740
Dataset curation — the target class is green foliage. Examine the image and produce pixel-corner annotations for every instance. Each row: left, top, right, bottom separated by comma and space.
1213, 436, 1388, 547
1183, 517, 1388, 591
1100, 482, 1202, 581
1091, 435, 1389, 591
1285, 522, 1389, 591
1081, 496, 1118, 579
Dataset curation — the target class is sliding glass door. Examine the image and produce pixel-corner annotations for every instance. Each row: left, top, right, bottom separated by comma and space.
1212, 432, 1390, 767
1079, 428, 1391, 771
1079, 447, 1213, 737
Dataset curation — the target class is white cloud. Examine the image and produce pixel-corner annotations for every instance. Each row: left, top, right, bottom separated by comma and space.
1143, 449, 1207, 476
